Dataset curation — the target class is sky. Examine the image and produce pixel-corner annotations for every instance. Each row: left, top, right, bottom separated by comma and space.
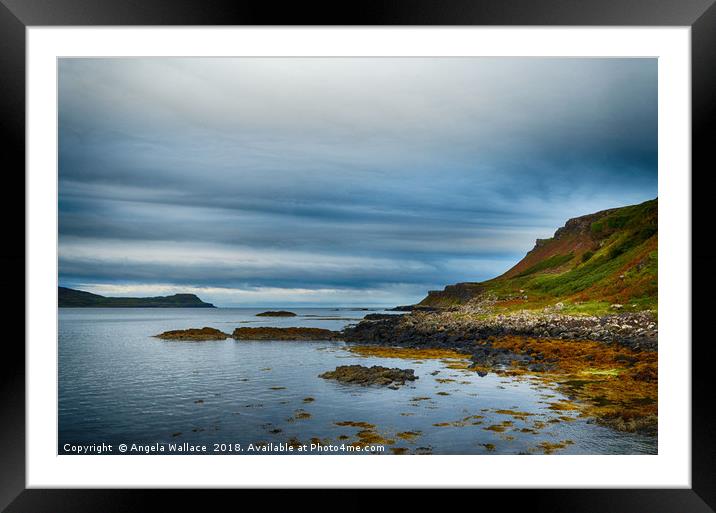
58, 57, 657, 307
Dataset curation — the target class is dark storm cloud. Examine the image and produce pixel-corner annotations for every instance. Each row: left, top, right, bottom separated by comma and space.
58, 58, 657, 306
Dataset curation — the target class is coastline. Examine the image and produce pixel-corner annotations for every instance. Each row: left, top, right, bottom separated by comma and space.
154, 303, 658, 437
340, 306, 658, 435
342, 309, 657, 352
61, 306, 658, 454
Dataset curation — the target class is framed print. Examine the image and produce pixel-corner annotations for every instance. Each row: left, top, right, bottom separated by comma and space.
2, 0, 714, 511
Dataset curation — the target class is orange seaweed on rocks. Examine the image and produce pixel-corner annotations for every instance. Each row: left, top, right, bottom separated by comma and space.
155, 327, 229, 340
483, 336, 657, 434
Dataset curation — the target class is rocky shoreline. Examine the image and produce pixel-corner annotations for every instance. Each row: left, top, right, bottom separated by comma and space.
154, 308, 658, 435
342, 309, 658, 434
233, 327, 339, 340
342, 310, 657, 352
157, 309, 657, 358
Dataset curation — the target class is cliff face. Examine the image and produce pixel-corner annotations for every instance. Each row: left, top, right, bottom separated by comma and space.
418, 198, 657, 311
58, 287, 216, 308
500, 207, 618, 279
419, 283, 487, 308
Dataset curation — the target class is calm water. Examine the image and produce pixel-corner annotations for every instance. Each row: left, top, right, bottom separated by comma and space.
59, 308, 656, 455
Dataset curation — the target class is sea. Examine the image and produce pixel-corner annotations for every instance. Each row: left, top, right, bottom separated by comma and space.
58, 307, 657, 455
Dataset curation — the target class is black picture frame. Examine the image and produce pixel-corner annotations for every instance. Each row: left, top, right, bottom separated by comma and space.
1, 1, 713, 511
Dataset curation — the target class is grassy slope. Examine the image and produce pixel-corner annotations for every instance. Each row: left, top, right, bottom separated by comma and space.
419, 199, 657, 315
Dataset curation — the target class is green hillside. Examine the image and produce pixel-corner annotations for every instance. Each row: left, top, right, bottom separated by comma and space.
58, 287, 216, 308
419, 198, 657, 314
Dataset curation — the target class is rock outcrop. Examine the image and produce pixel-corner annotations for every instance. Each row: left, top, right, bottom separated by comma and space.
155, 327, 229, 340
362, 313, 405, 320
341, 311, 657, 352
319, 365, 417, 387
232, 327, 340, 340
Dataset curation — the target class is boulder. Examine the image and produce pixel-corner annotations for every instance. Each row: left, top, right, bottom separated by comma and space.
155, 327, 229, 340
319, 365, 417, 387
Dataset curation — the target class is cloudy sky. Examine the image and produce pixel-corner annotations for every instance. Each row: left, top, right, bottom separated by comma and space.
58, 58, 657, 307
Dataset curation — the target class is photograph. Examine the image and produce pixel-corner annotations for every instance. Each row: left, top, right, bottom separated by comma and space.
57, 56, 658, 456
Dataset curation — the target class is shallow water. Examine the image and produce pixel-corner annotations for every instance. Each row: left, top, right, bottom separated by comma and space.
58, 308, 656, 455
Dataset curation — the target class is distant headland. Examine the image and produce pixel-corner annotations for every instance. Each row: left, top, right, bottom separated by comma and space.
58, 287, 215, 308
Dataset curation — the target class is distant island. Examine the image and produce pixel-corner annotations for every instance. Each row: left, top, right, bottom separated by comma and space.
58, 287, 215, 308
256, 311, 297, 317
